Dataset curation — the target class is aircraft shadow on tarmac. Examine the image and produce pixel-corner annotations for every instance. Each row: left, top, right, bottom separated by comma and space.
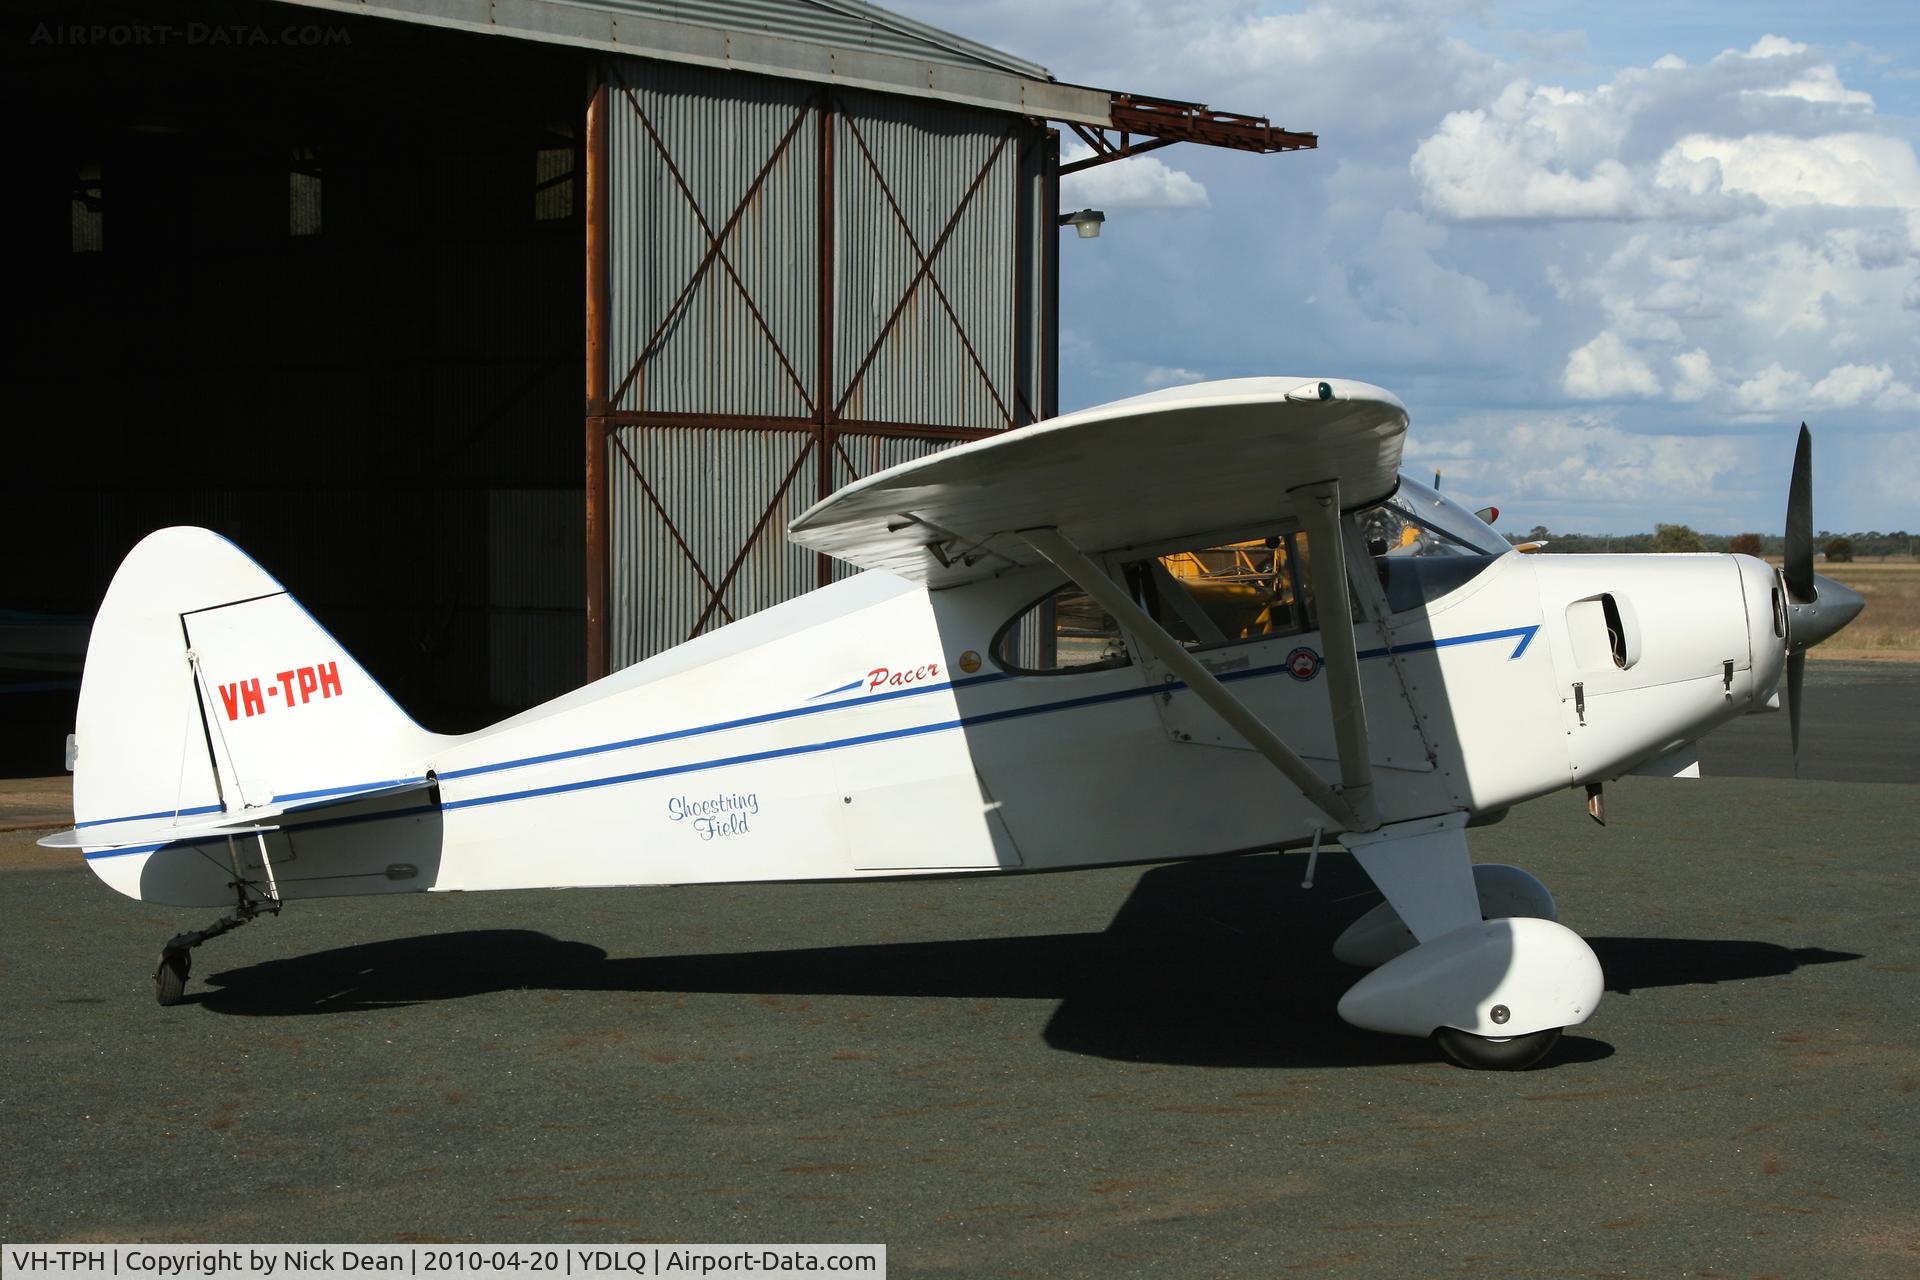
198, 855, 1859, 1070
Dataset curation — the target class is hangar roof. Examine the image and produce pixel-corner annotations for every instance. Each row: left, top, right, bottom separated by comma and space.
276, 0, 1114, 124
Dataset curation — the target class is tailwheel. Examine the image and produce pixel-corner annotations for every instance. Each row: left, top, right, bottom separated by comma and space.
148, 881, 278, 1007
1434, 1024, 1562, 1071
154, 950, 190, 1007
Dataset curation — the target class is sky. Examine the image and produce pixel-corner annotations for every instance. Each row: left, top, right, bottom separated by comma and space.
890, 0, 1920, 535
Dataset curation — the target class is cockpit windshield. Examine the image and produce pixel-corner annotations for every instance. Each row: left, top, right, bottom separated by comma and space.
1362, 475, 1512, 559
1357, 475, 1511, 611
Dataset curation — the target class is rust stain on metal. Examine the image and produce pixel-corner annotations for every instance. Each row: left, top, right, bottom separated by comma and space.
585, 76, 612, 681
1062, 91, 1315, 176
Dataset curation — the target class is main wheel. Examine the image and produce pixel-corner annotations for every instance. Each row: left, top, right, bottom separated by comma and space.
154, 951, 190, 1006
1433, 1024, 1561, 1070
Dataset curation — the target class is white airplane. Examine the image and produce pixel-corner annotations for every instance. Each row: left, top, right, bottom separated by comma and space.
43, 378, 1863, 1069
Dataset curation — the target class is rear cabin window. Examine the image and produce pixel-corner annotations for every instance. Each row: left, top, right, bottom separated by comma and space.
992, 532, 1318, 674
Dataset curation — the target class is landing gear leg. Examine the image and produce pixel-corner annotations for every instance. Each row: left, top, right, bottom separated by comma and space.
152, 833, 282, 1007
152, 895, 276, 1006
1334, 813, 1602, 1069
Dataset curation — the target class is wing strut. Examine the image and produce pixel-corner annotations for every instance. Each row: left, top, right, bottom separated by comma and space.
1017, 526, 1374, 834
1290, 479, 1377, 828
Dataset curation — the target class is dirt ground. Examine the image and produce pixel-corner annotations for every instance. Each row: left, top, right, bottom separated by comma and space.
1791, 557, 1919, 660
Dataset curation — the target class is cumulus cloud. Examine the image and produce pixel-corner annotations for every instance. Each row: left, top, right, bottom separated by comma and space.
883, 1, 1920, 529
1142, 365, 1207, 388
1742, 35, 1874, 106
1812, 363, 1920, 410
1731, 361, 1920, 413
1413, 84, 1749, 221
1564, 331, 1661, 399
1060, 144, 1209, 209
1410, 34, 1897, 224
1671, 349, 1718, 402
1732, 362, 1811, 413
1666, 132, 1920, 218
1434, 412, 1745, 515
1416, 38, 1920, 430
1402, 433, 1477, 462
1165, 3, 1500, 145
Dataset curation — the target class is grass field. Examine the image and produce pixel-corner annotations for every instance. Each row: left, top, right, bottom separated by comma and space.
1796, 556, 1920, 659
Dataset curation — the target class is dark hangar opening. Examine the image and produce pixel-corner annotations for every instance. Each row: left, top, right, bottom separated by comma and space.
6, 1, 590, 770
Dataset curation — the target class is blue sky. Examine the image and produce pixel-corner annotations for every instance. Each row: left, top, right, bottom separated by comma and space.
892, 1, 1920, 535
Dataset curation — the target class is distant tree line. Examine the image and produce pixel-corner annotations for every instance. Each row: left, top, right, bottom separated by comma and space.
1501, 527, 1915, 559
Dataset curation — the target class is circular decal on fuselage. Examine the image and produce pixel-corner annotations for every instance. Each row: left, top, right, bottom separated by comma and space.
1286, 646, 1323, 681
957, 649, 982, 674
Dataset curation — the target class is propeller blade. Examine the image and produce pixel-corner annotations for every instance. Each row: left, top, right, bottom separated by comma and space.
1787, 649, 1805, 778
1785, 423, 1815, 604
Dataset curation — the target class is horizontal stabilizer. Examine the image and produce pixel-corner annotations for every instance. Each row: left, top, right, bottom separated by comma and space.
40, 777, 435, 851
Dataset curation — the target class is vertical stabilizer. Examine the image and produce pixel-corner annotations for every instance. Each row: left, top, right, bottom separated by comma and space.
70, 529, 442, 869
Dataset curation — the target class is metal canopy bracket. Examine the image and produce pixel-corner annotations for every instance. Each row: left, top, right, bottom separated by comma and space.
1016, 526, 1370, 834
1061, 92, 1317, 175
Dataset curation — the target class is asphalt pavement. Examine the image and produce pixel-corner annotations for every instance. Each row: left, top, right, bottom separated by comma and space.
2, 661, 1915, 1275
1702, 659, 1919, 784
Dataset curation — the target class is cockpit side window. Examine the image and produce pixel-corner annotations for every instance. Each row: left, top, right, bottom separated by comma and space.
1144, 533, 1317, 648
992, 586, 1131, 674
991, 532, 1319, 675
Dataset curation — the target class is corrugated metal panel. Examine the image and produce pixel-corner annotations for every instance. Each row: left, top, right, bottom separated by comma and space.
608, 426, 818, 664
832, 91, 1017, 430
490, 489, 588, 706
490, 612, 589, 706
830, 432, 953, 488
609, 60, 820, 417
490, 490, 587, 610
603, 57, 1054, 666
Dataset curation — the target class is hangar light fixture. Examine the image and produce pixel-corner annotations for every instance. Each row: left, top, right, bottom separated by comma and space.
1059, 208, 1105, 238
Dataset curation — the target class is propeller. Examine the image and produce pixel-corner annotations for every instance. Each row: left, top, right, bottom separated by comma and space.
1784, 425, 1812, 770
1787, 645, 1805, 774
1776, 423, 1865, 775
1784, 425, 1814, 606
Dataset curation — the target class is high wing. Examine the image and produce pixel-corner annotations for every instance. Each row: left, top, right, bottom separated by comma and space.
790, 377, 1407, 585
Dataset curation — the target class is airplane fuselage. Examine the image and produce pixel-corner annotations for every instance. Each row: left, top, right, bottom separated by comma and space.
88, 542, 1785, 907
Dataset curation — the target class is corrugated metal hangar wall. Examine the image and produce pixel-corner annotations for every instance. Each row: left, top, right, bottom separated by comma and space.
596, 58, 1056, 667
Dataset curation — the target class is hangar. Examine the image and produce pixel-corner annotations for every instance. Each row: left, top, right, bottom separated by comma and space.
5, 0, 1313, 769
